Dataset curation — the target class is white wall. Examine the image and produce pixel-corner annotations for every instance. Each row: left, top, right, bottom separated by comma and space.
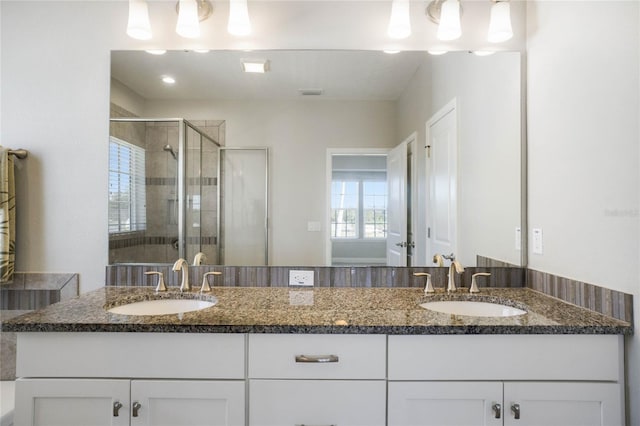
396, 52, 521, 267
526, 1, 639, 423
143, 99, 396, 265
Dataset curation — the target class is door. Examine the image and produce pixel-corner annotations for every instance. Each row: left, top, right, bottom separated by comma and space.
387, 140, 408, 266
504, 382, 622, 426
131, 380, 245, 426
427, 100, 458, 264
14, 378, 129, 426
250, 380, 386, 426
388, 381, 503, 426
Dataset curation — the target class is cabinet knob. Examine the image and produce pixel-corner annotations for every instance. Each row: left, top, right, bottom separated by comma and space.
491, 403, 501, 419
295, 354, 339, 363
113, 401, 123, 417
511, 403, 521, 420
132, 401, 142, 417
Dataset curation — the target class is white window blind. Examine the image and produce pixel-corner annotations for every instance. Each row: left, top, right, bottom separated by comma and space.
109, 137, 146, 234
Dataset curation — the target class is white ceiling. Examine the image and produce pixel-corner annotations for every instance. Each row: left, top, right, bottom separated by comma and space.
111, 49, 430, 101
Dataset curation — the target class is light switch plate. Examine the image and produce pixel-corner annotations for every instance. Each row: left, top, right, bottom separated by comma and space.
307, 221, 321, 232
532, 228, 543, 255
289, 270, 314, 286
515, 227, 521, 251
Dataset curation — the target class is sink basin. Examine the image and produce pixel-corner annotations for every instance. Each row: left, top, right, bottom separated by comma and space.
108, 298, 216, 316
419, 300, 526, 317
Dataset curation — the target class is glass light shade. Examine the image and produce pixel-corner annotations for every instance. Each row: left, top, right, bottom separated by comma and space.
228, 0, 252, 36
488, 1, 513, 43
387, 0, 411, 39
127, 0, 152, 40
437, 0, 461, 41
176, 0, 201, 39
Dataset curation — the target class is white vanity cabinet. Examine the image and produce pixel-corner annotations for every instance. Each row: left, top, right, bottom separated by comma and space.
15, 379, 245, 426
388, 335, 624, 426
248, 334, 387, 426
14, 333, 246, 426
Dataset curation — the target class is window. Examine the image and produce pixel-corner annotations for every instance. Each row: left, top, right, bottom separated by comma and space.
331, 177, 387, 239
109, 137, 146, 234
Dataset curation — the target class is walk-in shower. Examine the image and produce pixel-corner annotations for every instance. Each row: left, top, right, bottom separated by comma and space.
108, 118, 221, 264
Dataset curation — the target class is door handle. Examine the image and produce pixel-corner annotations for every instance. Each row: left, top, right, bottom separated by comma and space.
395, 242, 407, 247
113, 401, 123, 417
132, 401, 142, 417
511, 403, 520, 420
491, 403, 501, 419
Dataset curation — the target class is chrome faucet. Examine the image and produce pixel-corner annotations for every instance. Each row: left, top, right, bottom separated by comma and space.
447, 259, 465, 292
172, 258, 190, 292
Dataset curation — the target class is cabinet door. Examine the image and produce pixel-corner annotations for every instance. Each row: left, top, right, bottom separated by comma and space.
388, 381, 503, 426
250, 379, 386, 426
130, 380, 245, 426
14, 378, 129, 426
504, 382, 623, 426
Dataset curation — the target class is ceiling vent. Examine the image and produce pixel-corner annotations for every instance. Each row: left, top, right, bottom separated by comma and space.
299, 89, 324, 96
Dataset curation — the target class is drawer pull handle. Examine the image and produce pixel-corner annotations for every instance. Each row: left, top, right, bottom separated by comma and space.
511, 403, 520, 420
295, 424, 337, 426
295, 354, 339, 363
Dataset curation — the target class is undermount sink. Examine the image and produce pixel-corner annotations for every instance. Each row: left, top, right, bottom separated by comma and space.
419, 300, 527, 317
108, 298, 217, 316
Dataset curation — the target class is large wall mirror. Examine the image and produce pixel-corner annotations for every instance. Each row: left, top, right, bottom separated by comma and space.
109, 49, 523, 268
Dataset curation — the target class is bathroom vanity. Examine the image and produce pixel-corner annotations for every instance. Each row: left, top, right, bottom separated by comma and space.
5, 286, 631, 426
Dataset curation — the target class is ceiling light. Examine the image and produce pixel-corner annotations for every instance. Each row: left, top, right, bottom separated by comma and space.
127, 0, 152, 40
428, 50, 448, 55
387, 0, 411, 39
383, 50, 401, 54
437, 0, 462, 41
146, 49, 167, 55
193, 49, 210, 53
487, 0, 513, 43
162, 76, 176, 84
228, 0, 252, 36
176, 0, 201, 38
242, 60, 269, 73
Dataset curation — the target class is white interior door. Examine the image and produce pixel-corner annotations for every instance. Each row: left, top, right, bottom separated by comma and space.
427, 100, 458, 263
386, 141, 408, 266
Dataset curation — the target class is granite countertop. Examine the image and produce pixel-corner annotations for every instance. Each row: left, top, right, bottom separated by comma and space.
2, 286, 632, 335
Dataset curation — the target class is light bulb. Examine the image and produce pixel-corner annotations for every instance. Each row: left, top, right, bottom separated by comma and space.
228, 0, 252, 36
488, 1, 513, 43
176, 0, 201, 39
387, 0, 411, 39
127, 0, 152, 40
437, 0, 461, 41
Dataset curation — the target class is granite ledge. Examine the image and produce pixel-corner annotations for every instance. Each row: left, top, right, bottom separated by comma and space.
4, 287, 632, 336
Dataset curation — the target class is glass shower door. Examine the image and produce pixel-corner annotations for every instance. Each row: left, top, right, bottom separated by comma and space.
220, 148, 269, 265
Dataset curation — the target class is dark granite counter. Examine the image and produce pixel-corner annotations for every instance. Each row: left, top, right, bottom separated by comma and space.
3, 286, 632, 335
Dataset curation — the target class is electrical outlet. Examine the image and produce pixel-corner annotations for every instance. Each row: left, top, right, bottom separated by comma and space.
289, 270, 314, 286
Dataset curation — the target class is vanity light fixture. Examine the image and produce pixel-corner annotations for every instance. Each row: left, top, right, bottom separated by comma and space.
127, 0, 152, 40
387, 0, 411, 39
242, 60, 269, 73
436, 0, 462, 41
162, 76, 176, 84
176, 0, 202, 38
228, 0, 252, 36
487, 0, 513, 43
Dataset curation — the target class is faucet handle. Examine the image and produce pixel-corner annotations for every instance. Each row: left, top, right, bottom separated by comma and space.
470, 272, 491, 293
145, 271, 167, 292
201, 271, 222, 292
414, 273, 434, 294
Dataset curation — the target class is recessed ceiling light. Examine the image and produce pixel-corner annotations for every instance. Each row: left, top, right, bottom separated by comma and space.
242, 59, 269, 73
146, 49, 167, 55
193, 49, 210, 53
162, 76, 176, 84
428, 50, 448, 56
383, 50, 401, 54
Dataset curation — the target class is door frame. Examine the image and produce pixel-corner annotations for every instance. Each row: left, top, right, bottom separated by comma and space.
325, 148, 390, 266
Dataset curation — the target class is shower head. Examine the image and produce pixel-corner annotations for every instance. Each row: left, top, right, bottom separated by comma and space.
163, 144, 177, 160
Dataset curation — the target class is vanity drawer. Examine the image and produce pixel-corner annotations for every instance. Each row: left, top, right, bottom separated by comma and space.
248, 334, 386, 379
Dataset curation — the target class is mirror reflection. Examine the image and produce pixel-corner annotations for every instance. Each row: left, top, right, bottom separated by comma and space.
109, 49, 522, 267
